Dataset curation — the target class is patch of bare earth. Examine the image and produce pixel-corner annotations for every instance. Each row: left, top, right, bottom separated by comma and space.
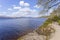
18, 22, 60, 40
18, 31, 45, 40
50, 22, 60, 40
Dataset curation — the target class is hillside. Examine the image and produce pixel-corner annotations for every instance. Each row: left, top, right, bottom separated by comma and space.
18, 14, 60, 40
18, 22, 60, 40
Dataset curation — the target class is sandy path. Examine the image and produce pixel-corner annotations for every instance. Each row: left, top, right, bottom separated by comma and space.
18, 22, 60, 40
18, 31, 44, 40
50, 22, 60, 40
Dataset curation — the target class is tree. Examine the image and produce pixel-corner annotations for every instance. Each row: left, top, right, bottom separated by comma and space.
38, 0, 60, 15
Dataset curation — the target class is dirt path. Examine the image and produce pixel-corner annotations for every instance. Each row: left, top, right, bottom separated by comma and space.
18, 22, 60, 40
18, 31, 45, 40
50, 22, 60, 40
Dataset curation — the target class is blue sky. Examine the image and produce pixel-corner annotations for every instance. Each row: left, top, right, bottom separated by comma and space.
0, 0, 60, 17
0, 0, 41, 17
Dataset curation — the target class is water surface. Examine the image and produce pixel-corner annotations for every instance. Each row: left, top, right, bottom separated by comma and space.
0, 18, 46, 40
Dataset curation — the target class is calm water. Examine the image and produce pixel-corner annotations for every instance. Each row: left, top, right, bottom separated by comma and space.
0, 18, 46, 40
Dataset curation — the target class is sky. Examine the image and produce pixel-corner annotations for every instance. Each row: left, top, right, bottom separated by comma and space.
0, 0, 60, 17
0, 0, 41, 17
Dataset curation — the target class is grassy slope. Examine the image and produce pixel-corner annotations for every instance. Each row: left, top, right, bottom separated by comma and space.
36, 15, 60, 40
18, 15, 60, 40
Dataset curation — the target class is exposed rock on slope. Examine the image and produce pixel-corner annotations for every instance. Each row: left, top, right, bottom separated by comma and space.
18, 31, 45, 40
18, 22, 59, 40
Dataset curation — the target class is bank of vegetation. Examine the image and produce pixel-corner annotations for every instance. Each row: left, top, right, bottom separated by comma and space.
18, 7, 60, 40
36, 9, 60, 40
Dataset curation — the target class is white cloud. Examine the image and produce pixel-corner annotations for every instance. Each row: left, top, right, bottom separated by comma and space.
19, 1, 30, 7
8, 8, 12, 11
19, 1, 24, 6
24, 3, 30, 7
34, 5, 40, 8
11, 7, 39, 17
0, 1, 39, 17
0, 12, 8, 16
11, 1, 39, 17
13, 6, 21, 9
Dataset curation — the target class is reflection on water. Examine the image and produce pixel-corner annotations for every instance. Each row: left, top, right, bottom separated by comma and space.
0, 18, 46, 40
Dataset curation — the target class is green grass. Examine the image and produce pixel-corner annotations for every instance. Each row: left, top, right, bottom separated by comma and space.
57, 20, 60, 25
36, 18, 55, 35
36, 15, 60, 40
18, 15, 60, 40
36, 15, 60, 34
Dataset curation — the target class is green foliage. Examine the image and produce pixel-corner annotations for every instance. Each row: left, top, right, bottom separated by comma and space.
57, 20, 60, 25
36, 15, 60, 40
51, 15, 60, 21
36, 18, 55, 35
36, 15, 57, 34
